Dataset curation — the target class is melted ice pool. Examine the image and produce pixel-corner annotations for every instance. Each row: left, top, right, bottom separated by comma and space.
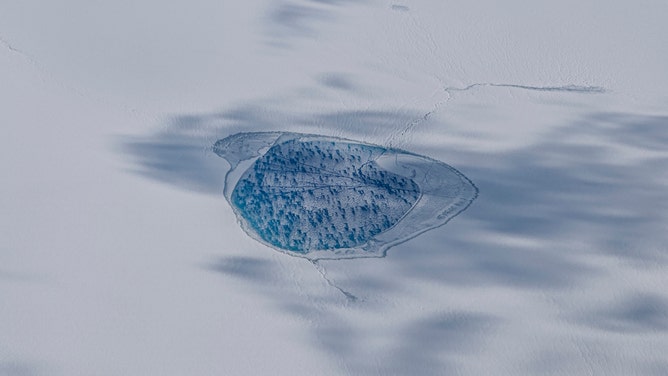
214, 132, 477, 260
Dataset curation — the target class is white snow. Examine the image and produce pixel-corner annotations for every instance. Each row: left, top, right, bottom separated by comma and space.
2, 0, 668, 375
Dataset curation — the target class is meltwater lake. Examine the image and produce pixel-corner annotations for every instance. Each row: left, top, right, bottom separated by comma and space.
215, 132, 477, 260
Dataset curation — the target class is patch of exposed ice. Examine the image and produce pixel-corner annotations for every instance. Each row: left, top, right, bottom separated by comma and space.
214, 132, 477, 260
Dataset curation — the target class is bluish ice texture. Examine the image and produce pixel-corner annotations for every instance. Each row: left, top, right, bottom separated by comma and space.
232, 139, 420, 252
214, 132, 477, 259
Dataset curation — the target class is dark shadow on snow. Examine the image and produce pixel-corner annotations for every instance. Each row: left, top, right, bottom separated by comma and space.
265, 0, 366, 47
584, 293, 668, 333
119, 118, 226, 195
317, 73, 357, 91
119, 106, 419, 195
205, 256, 275, 283
0, 361, 43, 376
124, 107, 668, 374
376, 312, 497, 375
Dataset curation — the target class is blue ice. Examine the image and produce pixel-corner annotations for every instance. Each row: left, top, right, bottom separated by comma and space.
214, 132, 477, 260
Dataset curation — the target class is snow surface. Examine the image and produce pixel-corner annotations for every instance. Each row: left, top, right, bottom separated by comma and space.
2, 0, 668, 375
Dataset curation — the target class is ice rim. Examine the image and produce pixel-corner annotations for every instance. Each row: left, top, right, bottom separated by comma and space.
213, 132, 478, 260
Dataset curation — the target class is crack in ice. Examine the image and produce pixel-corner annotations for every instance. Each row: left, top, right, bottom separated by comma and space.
444, 83, 605, 94
386, 81, 605, 148
311, 260, 358, 301
0, 35, 35, 65
0, 35, 20, 53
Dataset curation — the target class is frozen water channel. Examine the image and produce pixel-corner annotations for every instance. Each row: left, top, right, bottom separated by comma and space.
215, 132, 477, 259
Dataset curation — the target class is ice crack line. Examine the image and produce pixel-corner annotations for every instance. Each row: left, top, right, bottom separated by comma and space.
386, 81, 605, 147
0, 35, 33, 63
0, 34, 46, 75
0, 35, 19, 52
311, 260, 358, 302
444, 83, 605, 94
385, 91, 450, 148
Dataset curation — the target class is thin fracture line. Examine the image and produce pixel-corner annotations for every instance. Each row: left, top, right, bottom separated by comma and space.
311, 260, 358, 301
445, 83, 605, 93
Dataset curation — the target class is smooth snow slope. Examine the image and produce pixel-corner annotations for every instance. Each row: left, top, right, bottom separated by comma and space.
2, 0, 668, 375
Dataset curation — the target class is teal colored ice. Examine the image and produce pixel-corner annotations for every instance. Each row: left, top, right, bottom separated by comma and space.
231, 139, 420, 252
214, 132, 477, 260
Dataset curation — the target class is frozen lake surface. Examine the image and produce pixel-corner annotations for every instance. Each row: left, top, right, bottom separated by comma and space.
215, 132, 476, 259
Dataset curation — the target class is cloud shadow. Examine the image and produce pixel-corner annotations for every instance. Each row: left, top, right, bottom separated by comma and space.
0, 361, 44, 376
583, 293, 668, 333
264, 0, 366, 47
123, 103, 668, 373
